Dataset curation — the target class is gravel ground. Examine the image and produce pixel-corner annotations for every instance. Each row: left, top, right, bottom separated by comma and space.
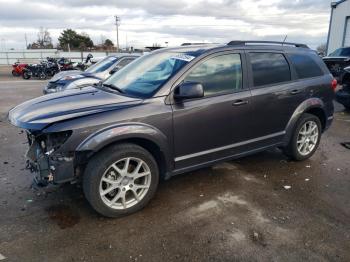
0, 78, 349, 262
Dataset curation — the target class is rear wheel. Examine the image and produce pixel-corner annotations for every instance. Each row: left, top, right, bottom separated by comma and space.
83, 143, 159, 217
12, 70, 18, 76
284, 113, 321, 161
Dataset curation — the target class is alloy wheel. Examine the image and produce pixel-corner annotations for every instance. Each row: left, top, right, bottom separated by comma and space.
99, 157, 151, 210
296, 120, 319, 156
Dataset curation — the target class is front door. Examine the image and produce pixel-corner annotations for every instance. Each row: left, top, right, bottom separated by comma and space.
171, 52, 253, 170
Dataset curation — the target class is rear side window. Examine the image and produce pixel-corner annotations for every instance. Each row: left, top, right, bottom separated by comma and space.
249, 53, 291, 87
184, 53, 242, 96
288, 54, 324, 79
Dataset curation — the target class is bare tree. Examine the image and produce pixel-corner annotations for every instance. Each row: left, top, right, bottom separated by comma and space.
316, 43, 327, 55
37, 27, 53, 48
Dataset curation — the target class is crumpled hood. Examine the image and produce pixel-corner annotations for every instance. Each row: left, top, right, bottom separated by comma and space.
8, 87, 142, 130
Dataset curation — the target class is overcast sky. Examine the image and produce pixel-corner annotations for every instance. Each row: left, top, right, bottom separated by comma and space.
0, 0, 332, 50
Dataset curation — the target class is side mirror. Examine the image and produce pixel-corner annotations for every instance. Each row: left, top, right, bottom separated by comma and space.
174, 82, 204, 100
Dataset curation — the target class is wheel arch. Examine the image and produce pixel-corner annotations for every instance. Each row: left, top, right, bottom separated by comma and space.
75, 123, 172, 180
284, 98, 327, 145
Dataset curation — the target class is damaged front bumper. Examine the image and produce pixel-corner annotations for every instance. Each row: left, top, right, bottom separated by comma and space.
25, 131, 75, 186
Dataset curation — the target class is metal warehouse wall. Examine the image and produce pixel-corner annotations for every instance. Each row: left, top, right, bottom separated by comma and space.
327, 0, 350, 54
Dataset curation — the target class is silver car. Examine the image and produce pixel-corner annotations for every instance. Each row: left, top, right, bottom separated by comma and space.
44, 54, 140, 94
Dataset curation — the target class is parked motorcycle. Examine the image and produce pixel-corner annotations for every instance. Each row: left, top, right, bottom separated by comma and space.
22, 64, 48, 80
43, 58, 60, 76
74, 54, 94, 71
11, 62, 28, 76
57, 57, 75, 71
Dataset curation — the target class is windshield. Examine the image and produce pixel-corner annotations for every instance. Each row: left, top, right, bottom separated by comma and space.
86, 56, 118, 73
329, 48, 350, 57
103, 51, 196, 98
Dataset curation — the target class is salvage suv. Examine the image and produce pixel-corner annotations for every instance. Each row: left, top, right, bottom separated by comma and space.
8, 41, 335, 217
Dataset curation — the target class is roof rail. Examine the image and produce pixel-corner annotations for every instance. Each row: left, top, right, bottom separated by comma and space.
181, 43, 207, 46
227, 40, 309, 48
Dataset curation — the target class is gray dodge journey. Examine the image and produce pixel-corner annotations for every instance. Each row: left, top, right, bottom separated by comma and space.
8, 41, 335, 217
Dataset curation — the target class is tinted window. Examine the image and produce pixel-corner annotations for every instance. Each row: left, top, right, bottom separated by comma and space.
289, 53, 324, 79
249, 53, 291, 87
184, 54, 242, 96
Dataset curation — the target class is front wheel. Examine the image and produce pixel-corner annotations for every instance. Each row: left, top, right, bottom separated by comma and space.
83, 143, 159, 217
283, 113, 322, 161
22, 71, 31, 79
39, 72, 47, 80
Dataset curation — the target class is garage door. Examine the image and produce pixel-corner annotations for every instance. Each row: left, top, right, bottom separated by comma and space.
345, 17, 350, 47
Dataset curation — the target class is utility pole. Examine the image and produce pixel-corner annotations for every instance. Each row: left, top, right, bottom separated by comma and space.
125, 32, 128, 51
115, 16, 120, 52
24, 34, 28, 49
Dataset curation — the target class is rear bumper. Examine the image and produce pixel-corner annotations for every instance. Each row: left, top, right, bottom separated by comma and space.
325, 115, 334, 131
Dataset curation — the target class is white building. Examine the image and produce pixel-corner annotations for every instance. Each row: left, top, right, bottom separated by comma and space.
327, 0, 350, 54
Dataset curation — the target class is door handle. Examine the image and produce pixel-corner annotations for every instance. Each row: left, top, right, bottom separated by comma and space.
290, 89, 301, 95
232, 100, 248, 106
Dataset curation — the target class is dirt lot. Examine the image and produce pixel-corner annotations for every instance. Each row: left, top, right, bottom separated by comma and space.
0, 76, 350, 262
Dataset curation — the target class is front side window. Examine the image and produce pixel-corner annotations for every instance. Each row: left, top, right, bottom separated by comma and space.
249, 53, 291, 87
289, 53, 323, 79
184, 54, 242, 96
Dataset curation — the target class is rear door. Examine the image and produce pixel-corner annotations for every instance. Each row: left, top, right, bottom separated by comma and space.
247, 51, 305, 143
171, 51, 253, 170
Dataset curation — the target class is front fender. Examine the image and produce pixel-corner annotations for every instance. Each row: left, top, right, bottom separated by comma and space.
75, 122, 171, 167
283, 98, 326, 144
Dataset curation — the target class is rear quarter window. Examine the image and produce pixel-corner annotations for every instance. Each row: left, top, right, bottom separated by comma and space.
249, 52, 291, 87
288, 53, 324, 79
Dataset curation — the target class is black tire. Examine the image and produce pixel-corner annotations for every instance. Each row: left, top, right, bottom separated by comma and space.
283, 113, 322, 161
22, 71, 31, 79
12, 70, 18, 77
83, 143, 159, 218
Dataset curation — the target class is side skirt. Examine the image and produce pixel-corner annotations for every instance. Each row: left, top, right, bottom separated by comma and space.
167, 142, 284, 178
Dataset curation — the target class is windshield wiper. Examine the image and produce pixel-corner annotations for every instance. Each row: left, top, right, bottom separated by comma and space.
102, 83, 124, 93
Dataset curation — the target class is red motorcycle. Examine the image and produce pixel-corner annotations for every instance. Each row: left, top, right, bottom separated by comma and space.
12, 62, 28, 76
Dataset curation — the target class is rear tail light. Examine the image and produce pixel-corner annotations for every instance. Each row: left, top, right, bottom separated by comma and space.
331, 79, 337, 91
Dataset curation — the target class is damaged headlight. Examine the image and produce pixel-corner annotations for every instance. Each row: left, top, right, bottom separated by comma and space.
38, 130, 72, 154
